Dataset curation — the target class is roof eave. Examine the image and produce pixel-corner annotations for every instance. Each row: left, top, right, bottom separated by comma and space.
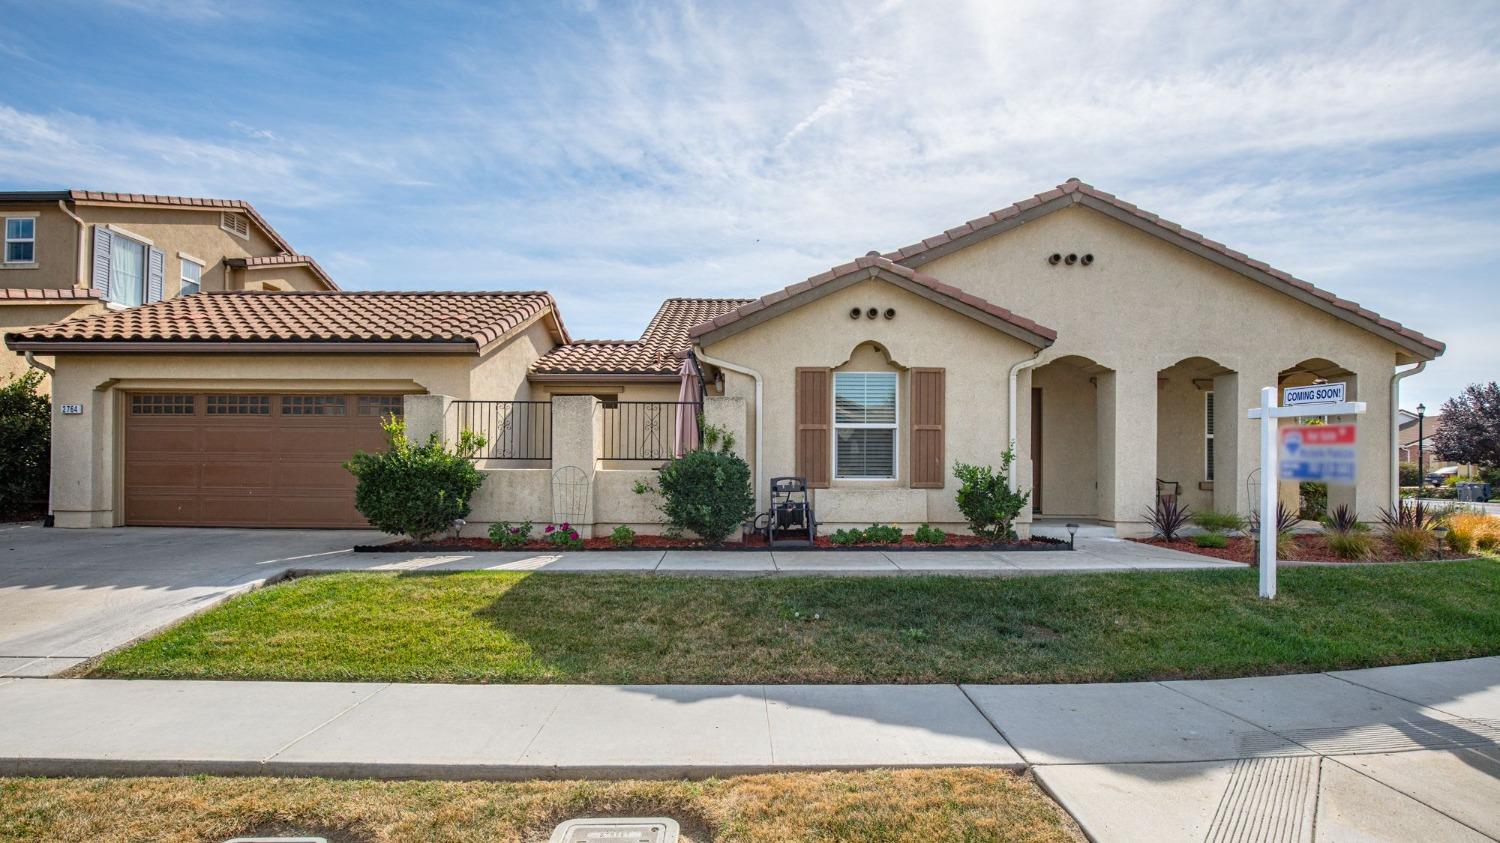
528, 372, 679, 383
3, 339, 483, 355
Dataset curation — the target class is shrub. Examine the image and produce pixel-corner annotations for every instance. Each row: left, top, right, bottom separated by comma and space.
1377, 500, 1436, 532
0, 370, 50, 518
1144, 496, 1191, 542
1193, 533, 1229, 549
1388, 526, 1434, 559
634, 424, 755, 545
1398, 461, 1423, 487
488, 520, 533, 548
1327, 531, 1374, 560
609, 524, 636, 548
543, 522, 583, 549
1298, 482, 1328, 521
1191, 509, 1245, 534
1321, 503, 1363, 534
830, 528, 865, 546
913, 523, 947, 544
864, 523, 903, 544
1248, 502, 1298, 558
952, 451, 1029, 541
1448, 512, 1500, 554
345, 417, 485, 540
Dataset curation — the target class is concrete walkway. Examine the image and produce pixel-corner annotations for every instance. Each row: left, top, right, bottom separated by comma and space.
2, 658, 1497, 841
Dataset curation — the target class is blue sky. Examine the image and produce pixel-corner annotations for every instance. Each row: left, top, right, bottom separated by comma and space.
2, 0, 1496, 408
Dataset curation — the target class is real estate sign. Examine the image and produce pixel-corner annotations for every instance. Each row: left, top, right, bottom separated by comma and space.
1279, 423, 1357, 483
1283, 382, 1345, 406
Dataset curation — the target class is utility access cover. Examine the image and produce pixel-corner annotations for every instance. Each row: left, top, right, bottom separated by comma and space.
549, 816, 680, 843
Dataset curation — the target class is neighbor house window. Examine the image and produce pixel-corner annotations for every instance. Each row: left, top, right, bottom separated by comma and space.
4, 217, 35, 263
834, 371, 897, 479
1204, 391, 1215, 482
110, 231, 148, 307
179, 255, 202, 296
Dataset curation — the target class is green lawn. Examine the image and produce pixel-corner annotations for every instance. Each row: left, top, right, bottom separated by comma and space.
90, 561, 1500, 684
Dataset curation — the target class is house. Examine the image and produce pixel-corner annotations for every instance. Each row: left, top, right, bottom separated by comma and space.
1398, 412, 1478, 480
5, 179, 1444, 536
0, 190, 339, 386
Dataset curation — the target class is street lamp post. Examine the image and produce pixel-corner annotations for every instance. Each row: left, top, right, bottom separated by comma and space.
1417, 403, 1426, 497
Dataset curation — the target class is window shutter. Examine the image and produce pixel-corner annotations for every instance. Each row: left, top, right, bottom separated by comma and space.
910, 368, 945, 488
146, 247, 165, 303
91, 226, 112, 299
796, 367, 831, 488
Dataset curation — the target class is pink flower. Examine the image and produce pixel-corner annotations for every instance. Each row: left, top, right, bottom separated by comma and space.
568, 530, 579, 540
544, 525, 555, 534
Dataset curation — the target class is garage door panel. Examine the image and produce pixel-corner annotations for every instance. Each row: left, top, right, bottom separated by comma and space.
124, 392, 392, 528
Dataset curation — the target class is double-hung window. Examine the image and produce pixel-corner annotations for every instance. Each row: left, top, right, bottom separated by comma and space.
1204, 391, 1215, 482
179, 255, 202, 296
834, 372, 898, 479
4, 217, 35, 263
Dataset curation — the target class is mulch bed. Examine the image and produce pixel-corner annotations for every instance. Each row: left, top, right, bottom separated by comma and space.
1132, 535, 1471, 565
361, 533, 1067, 553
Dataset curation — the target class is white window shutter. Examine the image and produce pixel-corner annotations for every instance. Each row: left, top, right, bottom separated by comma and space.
91, 227, 113, 300
146, 247, 165, 303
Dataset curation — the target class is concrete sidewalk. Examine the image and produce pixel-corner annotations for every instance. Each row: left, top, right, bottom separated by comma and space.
2, 658, 1497, 841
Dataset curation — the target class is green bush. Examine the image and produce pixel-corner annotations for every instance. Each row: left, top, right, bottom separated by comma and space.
1327, 531, 1374, 560
1398, 461, 1422, 487
1388, 526, 1434, 559
863, 523, 902, 544
488, 520, 533, 548
610, 524, 636, 548
1192, 533, 1229, 549
0, 370, 50, 518
1191, 510, 1245, 534
952, 450, 1029, 541
345, 417, 485, 540
830, 528, 866, 546
913, 523, 947, 544
1299, 482, 1328, 521
633, 424, 755, 545
543, 522, 583, 548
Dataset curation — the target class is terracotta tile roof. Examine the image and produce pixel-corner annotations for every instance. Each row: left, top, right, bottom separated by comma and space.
686, 255, 1057, 346
230, 253, 339, 290
65, 190, 299, 256
532, 298, 752, 377
883, 178, 1444, 357
5, 290, 567, 352
0, 287, 100, 301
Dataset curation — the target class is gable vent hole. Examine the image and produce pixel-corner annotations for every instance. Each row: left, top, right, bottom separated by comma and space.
1065, 253, 1078, 265
1081, 253, 1094, 266
884, 308, 896, 319
849, 307, 862, 320
1048, 253, 1062, 265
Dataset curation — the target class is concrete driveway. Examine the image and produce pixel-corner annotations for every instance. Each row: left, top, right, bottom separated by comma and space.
0, 522, 385, 677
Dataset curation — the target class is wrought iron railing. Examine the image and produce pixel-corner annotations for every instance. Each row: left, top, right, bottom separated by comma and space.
601, 400, 701, 461
451, 400, 551, 460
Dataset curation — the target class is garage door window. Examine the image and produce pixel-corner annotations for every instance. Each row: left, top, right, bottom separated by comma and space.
283, 395, 347, 416
207, 395, 270, 415
358, 395, 404, 417
131, 394, 195, 414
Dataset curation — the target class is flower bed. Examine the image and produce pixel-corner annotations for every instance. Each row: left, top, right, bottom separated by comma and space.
1133, 535, 1474, 564
360, 531, 1067, 553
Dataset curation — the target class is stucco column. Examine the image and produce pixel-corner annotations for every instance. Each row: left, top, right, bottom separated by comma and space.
551, 395, 601, 537
1345, 372, 1389, 521
49, 370, 116, 528
1014, 366, 1035, 537
1215, 366, 1279, 518
1097, 366, 1157, 536
402, 394, 452, 445
703, 395, 747, 460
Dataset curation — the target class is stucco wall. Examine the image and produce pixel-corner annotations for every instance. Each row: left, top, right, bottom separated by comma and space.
1031, 360, 1099, 518
700, 276, 1038, 531
0, 203, 77, 289
241, 264, 327, 293
0, 300, 102, 388
918, 204, 1411, 525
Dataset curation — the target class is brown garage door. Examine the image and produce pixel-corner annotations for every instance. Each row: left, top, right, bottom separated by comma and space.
123, 392, 403, 527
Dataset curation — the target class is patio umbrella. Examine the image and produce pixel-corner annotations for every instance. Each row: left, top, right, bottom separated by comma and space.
674, 356, 702, 457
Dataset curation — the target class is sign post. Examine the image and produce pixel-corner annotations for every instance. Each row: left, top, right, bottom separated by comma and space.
1247, 386, 1366, 598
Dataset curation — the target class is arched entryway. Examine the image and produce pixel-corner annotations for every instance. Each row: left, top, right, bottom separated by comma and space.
1028, 355, 1112, 519
1156, 356, 1236, 515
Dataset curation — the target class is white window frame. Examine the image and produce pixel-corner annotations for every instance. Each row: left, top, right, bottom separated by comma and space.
833, 371, 899, 481
220, 211, 249, 240
104, 226, 151, 308
1204, 390, 1215, 482
178, 252, 204, 296
3, 214, 37, 265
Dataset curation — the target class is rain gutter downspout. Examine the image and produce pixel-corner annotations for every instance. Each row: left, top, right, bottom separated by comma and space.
57, 200, 88, 289
1007, 349, 1047, 493
693, 346, 765, 515
1390, 360, 1427, 510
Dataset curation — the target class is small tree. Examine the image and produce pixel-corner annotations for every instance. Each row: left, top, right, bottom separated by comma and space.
1432, 382, 1500, 470
345, 416, 485, 540
0, 370, 50, 518
952, 449, 1030, 541
634, 422, 755, 545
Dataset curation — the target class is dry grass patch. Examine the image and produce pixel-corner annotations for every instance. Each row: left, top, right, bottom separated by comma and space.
0, 769, 1081, 843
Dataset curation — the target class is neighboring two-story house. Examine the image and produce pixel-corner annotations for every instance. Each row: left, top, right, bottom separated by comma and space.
0, 190, 338, 384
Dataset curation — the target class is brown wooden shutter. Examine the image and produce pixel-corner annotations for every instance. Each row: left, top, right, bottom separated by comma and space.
910, 368, 945, 488
796, 367, 831, 488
